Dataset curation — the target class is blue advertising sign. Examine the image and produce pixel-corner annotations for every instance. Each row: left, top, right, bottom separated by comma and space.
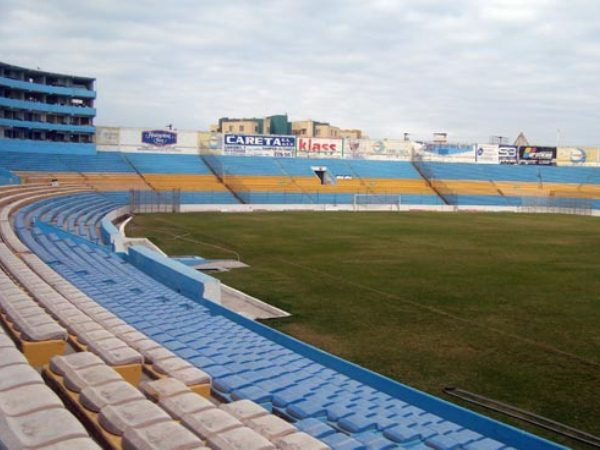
142, 130, 177, 147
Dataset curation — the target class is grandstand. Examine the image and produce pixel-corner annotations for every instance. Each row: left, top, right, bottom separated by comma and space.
3, 147, 598, 449
0, 181, 568, 450
2, 150, 600, 212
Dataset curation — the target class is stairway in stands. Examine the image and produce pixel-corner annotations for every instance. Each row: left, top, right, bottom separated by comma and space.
119, 153, 157, 191
411, 159, 453, 205
199, 154, 246, 204
273, 158, 316, 204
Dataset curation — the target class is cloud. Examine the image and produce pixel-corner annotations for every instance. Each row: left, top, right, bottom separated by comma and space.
0, 0, 598, 145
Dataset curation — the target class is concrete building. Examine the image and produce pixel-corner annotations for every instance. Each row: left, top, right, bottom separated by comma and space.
338, 128, 363, 139
215, 114, 291, 135
0, 62, 96, 154
292, 120, 362, 139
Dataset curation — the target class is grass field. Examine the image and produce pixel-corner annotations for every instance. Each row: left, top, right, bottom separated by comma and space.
129, 211, 600, 448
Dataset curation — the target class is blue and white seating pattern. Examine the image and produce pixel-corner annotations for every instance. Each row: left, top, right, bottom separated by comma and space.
8, 190, 563, 450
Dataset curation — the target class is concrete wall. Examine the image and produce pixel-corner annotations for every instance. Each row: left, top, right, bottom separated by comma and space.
127, 245, 221, 304
0, 139, 96, 155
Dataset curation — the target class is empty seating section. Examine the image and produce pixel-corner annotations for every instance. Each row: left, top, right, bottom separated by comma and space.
217, 156, 285, 177
0, 324, 101, 449
16, 193, 128, 245
422, 162, 600, 203
124, 153, 212, 174
0, 151, 133, 173
0, 167, 19, 186
213, 155, 439, 203
422, 161, 600, 184
4, 149, 600, 207
4, 190, 543, 450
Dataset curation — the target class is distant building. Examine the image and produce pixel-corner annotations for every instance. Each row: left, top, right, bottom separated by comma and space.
214, 114, 291, 135
338, 129, 363, 139
432, 132, 448, 144
291, 120, 362, 139
214, 114, 363, 139
513, 132, 530, 147
0, 61, 96, 154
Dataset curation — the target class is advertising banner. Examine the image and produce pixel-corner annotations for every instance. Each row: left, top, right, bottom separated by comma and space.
475, 144, 499, 164
418, 144, 476, 162
198, 132, 222, 154
142, 130, 176, 147
556, 147, 600, 166
223, 134, 295, 157
498, 146, 518, 164
95, 126, 120, 149
97, 127, 200, 154
518, 146, 556, 165
296, 138, 343, 159
344, 139, 413, 160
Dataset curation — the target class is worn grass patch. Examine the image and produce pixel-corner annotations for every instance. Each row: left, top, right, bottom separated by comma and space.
129, 211, 600, 448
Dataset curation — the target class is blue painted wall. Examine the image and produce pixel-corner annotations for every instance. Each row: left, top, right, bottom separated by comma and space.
0, 75, 96, 98
0, 97, 95, 116
127, 245, 220, 302
0, 140, 96, 155
0, 167, 20, 185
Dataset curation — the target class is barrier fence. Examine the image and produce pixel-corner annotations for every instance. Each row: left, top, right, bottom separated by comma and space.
129, 189, 181, 214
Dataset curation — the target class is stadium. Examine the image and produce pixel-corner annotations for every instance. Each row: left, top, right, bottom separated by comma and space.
0, 59, 598, 450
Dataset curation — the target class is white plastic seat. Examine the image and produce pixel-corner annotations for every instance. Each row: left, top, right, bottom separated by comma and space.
245, 414, 297, 440
0, 407, 90, 448
0, 347, 28, 368
122, 420, 208, 450
50, 352, 104, 376
160, 392, 215, 420
99, 399, 172, 436
63, 364, 123, 393
142, 378, 189, 401
206, 426, 276, 450
80, 380, 146, 413
171, 367, 212, 386
0, 384, 64, 417
0, 364, 44, 392
77, 329, 114, 345
35, 436, 102, 449
220, 400, 269, 422
274, 432, 331, 450
181, 408, 243, 440
87, 337, 143, 366
141, 346, 176, 363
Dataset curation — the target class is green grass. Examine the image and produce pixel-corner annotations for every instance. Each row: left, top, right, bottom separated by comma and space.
129, 211, 600, 448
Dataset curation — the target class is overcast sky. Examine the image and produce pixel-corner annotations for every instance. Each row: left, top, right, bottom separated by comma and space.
1, 0, 599, 145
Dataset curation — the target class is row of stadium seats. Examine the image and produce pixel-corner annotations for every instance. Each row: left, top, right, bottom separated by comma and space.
8, 189, 545, 450
6, 151, 600, 207
0, 324, 100, 449
0, 151, 134, 173
0, 185, 334, 449
421, 161, 600, 184
46, 351, 328, 449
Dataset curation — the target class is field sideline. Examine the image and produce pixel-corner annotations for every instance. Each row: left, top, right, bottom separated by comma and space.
129, 211, 600, 448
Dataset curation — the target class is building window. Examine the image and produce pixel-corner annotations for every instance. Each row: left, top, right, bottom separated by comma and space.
228, 125, 233, 132
255, 125, 258, 132
240, 125, 244, 132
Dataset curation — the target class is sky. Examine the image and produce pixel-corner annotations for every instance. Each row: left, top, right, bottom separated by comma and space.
1, 0, 599, 145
